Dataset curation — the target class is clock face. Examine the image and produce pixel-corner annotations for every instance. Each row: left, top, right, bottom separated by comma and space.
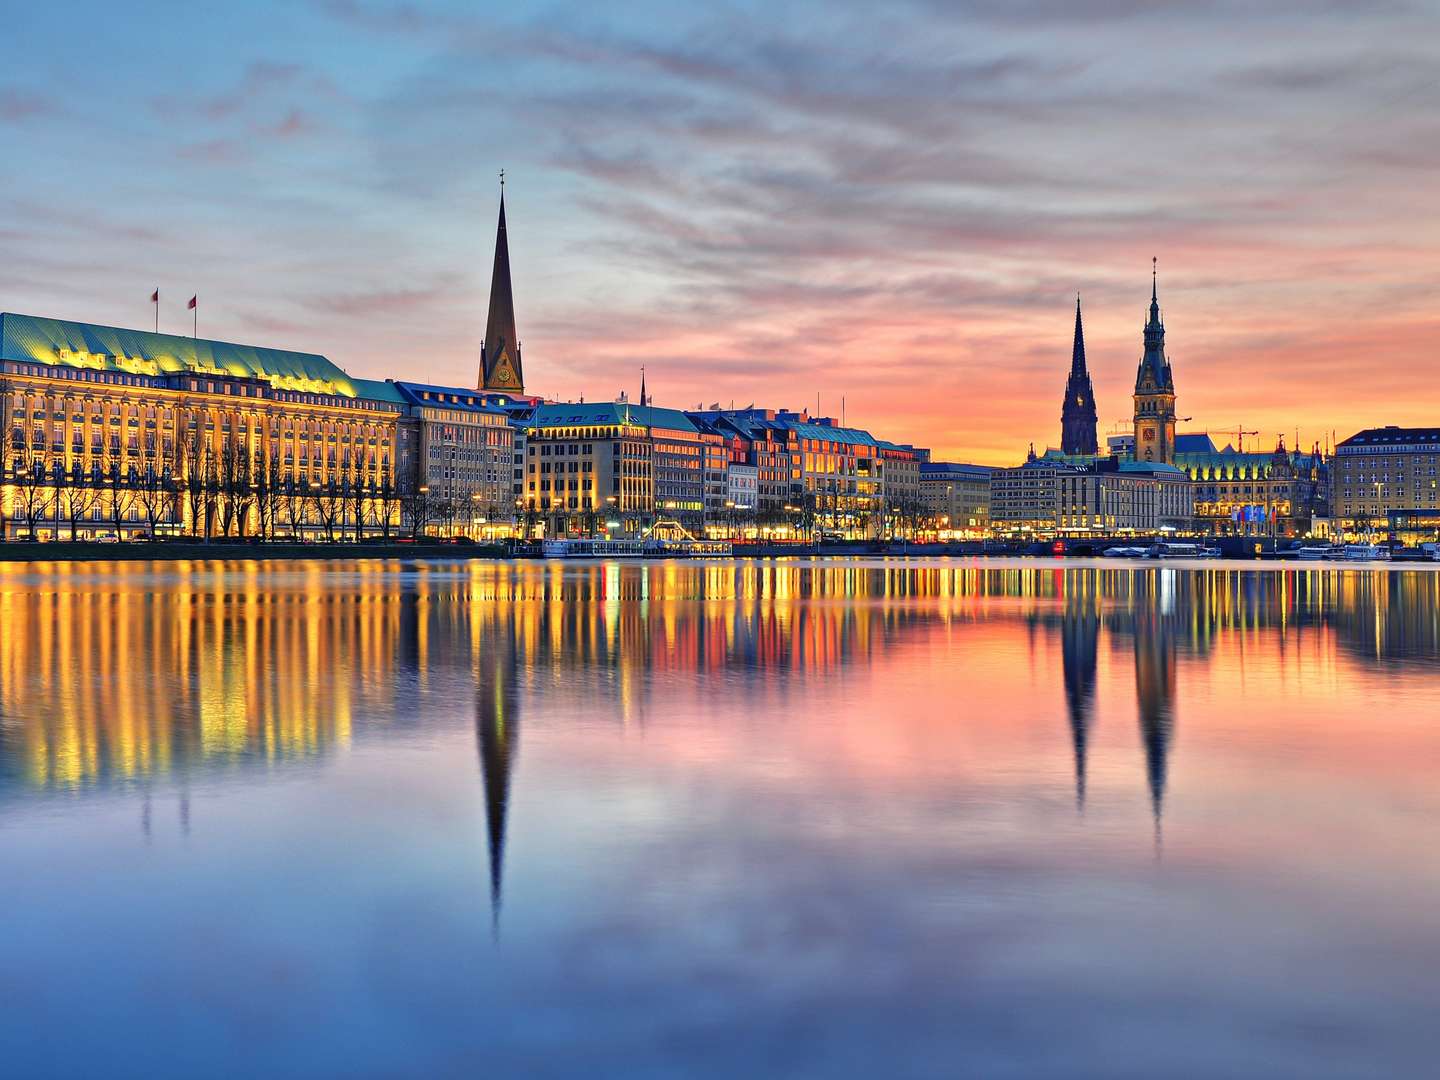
1143, 427, 1156, 439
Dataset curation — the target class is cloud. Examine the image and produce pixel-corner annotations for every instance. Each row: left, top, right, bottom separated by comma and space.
0, 88, 53, 123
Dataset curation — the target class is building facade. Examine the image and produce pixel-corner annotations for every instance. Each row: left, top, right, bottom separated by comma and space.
386, 381, 516, 537
2, 313, 400, 541
1331, 426, 1440, 538
919, 462, 994, 536
990, 450, 1080, 536
1178, 434, 1329, 537
1057, 460, 1193, 534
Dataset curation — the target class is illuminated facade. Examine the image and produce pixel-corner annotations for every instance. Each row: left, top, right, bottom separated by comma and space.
1178, 434, 1328, 537
1331, 426, 1440, 538
1057, 460, 1192, 534
522, 402, 677, 536
387, 380, 517, 537
990, 450, 1080, 536
919, 462, 994, 535
1, 313, 400, 540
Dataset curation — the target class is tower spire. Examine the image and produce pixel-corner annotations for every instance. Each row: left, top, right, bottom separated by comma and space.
1060, 293, 1099, 456
1133, 258, 1177, 463
479, 172, 523, 393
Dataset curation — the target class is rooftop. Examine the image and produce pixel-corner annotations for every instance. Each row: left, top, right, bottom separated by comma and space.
1, 312, 357, 397
1338, 426, 1440, 448
533, 401, 697, 432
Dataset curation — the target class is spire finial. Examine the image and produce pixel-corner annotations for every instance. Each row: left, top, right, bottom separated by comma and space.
1152, 256, 1157, 301
499, 168, 505, 190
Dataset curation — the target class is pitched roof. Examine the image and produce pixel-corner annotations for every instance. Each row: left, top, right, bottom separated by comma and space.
392, 380, 511, 414
1, 311, 356, 396
1338, 426, 1440, 447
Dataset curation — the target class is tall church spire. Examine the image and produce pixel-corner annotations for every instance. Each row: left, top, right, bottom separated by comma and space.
479, 173, 524, 393
1060, 294, 1099, 456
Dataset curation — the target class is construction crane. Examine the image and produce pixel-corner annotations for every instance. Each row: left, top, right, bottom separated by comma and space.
1216, 425, 1260, 452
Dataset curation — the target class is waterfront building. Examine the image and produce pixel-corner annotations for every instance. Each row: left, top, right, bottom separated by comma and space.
699, 424, 730, 522
1177, 433, 1328, 538
1331, 426, 1440, 541
1133, 264, 1178, 465
919, 462, 994, 536
726, 462, 759, 511
521, 401, 703, 537
1, 312, 401, 540
477, 189, 525, 395
877, 441, 927, 532
687, 408, 892, 538
1060, 297, 1099, 456
990, 448, 1081, 536
691, 409, 797, 516
1057, 459, 1193, 534
383, 380, 517, 537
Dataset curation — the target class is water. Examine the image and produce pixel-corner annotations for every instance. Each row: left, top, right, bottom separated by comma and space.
2, 558, 1439, 1079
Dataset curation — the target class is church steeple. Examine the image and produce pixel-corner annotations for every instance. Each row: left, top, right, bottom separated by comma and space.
479, 174, 524, 393
1060, 294, 1099, 456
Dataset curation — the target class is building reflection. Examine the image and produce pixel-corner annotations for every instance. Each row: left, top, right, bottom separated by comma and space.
1130, 577, 1176, 854
2, 560, 1437, 866
1060, 584, 1099, 812
475, 624, 519, 934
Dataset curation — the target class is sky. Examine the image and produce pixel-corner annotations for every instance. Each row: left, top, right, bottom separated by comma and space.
3, 1, 1439, 464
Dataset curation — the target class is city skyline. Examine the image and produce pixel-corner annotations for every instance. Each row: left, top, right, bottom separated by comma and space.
4, 3, 1439, 465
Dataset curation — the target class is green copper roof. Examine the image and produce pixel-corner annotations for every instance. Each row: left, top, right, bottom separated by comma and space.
0, 312, 358, 397
533, 402, 697, 432
352, 377, 409, 405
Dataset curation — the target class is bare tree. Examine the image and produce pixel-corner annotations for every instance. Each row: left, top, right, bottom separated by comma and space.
58, 457, 102, 540
218, 435, 254, 538
281, 477, 306, 540
399, 475, 436, 539
253, 442, 283, 541
375, 471, 399, 540
14, 446, 52, 540
308, 479, 344, 542
103, 443, 140, 538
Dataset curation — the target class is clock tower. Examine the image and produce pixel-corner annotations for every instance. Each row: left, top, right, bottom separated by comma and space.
1133, 259, 1176, 465
478, 178, 524, 394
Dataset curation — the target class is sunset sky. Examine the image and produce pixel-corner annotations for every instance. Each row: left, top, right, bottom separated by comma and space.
4, 1, 1438, 464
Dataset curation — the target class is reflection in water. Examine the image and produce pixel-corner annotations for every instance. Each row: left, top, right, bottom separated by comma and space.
1060, 583, 1099, 812
4, 558, 1440, 1077
1132, 580, 1176, 854
3, 559, 1439, 823
477, 627, 519, 933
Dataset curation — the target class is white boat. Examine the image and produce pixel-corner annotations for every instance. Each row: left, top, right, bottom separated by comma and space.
1296, 545, 1338, 561
1341, 543, 1389, 561
1145, 542, 1206, 559
1102, 546, 1145, 558
542, 538, 646, 558
541, 537, 732, 558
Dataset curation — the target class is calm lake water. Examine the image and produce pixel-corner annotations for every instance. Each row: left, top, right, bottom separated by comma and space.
2, 558, 1439, 1078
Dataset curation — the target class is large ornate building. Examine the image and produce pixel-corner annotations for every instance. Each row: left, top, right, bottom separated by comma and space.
1, 312, 402, 540
1133, 262, 1178, 465
1060, 297, 1099, 456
